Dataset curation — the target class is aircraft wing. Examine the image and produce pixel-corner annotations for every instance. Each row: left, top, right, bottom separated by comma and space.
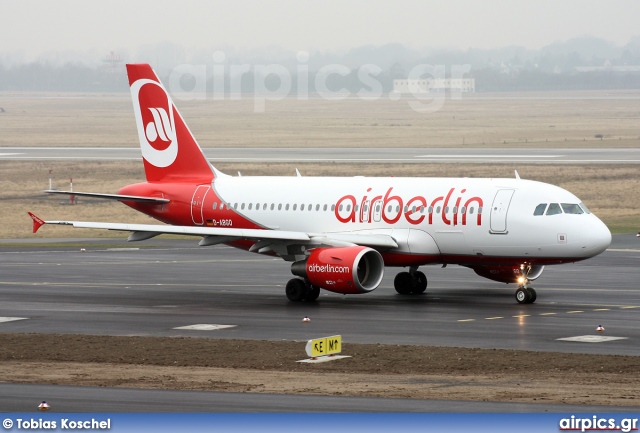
27, 213, 398, 252
44, 190, 170, 204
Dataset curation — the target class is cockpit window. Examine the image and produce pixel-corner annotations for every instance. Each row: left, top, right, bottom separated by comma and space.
533, 203, 547, 216
561, 203, 584, 214
579, 202, 591, 214
546, 203, 562, 215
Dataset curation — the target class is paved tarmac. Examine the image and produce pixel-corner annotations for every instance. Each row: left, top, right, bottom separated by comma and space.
0, 234, 638, 412
0, 235, 638, 356
1, 383, 635, 413
2, 147, 640, 164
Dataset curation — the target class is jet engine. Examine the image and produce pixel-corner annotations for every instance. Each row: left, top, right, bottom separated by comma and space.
470, 264, 545, 284
291, 246, 385, 294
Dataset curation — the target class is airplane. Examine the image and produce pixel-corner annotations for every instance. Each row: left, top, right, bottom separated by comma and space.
28, 63, 612, 305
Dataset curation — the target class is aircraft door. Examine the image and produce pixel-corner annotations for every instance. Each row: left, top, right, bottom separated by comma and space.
361, 200, 370, 222
191, 185, 210, 225
372, 199, 382, 222
490, 189, 514, 233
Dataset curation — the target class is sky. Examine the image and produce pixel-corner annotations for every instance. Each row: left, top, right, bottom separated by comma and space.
1, 0, 639, 61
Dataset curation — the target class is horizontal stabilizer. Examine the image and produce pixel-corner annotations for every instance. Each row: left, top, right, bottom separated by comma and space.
44, 190, 169, 204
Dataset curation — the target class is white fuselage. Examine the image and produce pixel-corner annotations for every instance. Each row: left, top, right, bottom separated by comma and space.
211, 175, 611, 265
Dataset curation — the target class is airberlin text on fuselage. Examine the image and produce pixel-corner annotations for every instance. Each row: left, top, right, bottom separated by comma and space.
335, 187, 484, 226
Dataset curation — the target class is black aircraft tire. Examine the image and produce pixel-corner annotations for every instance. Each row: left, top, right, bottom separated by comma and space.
286, 278, 307, 302
515, 287, 530, 304
305, 285, 321, 302
527, 287, 537, 303
394, 272, 414, 295
412, 271, 428, 294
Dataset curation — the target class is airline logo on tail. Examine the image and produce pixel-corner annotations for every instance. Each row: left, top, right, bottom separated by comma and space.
130, 78, 178, 168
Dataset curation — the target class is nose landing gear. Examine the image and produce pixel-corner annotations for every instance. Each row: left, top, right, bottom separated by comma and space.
515, 286, 537, 304
514, 264, 537, 304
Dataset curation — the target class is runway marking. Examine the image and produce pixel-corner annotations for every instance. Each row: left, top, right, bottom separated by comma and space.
173, 324, 237, 331
458, 305, 639, 323
0, 317, 28, 323
557, 335, 628, 343
416, 154, 560, 158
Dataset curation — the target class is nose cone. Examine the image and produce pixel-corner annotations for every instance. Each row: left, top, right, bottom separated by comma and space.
584, 217, 611, 257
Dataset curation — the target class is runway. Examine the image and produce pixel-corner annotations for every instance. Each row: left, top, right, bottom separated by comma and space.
2, 147, 640, 164
1, 234, 639, 412
0, 235, 638, 356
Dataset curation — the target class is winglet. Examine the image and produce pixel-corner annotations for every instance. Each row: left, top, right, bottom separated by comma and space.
28, 212, 46, 233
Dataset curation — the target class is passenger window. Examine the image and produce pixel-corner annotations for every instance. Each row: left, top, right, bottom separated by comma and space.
270, 204, 274, 210
242, 203, 246, 210
562, 203, 584, 214
331, 204, 335, 211
436, 206, 441, 213
301, 204, 305, 211
533, 203, 547, 216
546, 203, 562, 215
278, 204, 282, 210
323, 204, 327, 211
293, 204, 297, 211
478, 207, 482, 214
212, 202, 217, 210
428, 206, 433, 214
469, 207, 474, 214
263, 203, 267, 210
316, 204, 320, 211
285, 204, 290, 211
248, 203, 252, 210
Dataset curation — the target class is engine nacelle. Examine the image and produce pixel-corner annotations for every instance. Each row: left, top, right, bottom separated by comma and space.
470, 264, 545, 284
291, 246, 385, 294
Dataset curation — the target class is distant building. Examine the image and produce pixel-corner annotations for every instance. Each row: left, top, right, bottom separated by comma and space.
393, 78, 475, 93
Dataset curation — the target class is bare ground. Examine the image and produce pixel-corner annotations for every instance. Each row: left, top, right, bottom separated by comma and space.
0, 333, 639, 407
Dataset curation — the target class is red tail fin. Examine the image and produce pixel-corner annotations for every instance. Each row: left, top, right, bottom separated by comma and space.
126, 64, 214, 183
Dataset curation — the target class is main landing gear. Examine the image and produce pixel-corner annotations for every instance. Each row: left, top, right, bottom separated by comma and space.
285, 278, 320, 302
394, 266, 427, 295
